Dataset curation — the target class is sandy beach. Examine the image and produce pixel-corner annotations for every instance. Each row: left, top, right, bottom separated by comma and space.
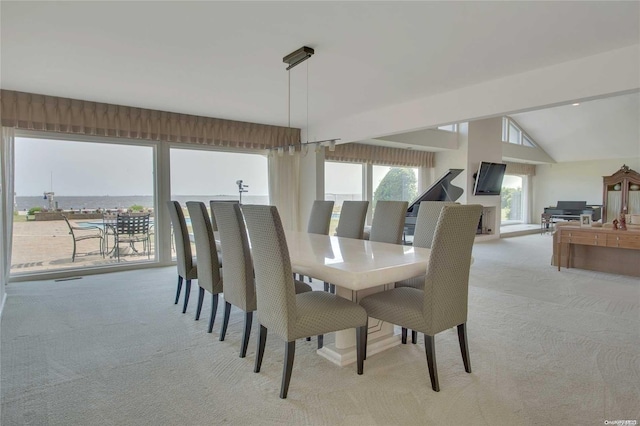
11, 218, 162, 274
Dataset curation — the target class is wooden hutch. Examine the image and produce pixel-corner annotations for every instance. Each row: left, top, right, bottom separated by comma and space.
553, 165, 640, 277
602, 164, 640, 223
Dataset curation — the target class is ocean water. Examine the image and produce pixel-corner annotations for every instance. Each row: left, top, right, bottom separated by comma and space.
16, 195, 270, 211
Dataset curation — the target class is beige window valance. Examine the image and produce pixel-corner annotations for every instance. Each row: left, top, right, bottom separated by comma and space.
504, 161, 536, 176
325, 142, 434, 168
0, 90, 299, 149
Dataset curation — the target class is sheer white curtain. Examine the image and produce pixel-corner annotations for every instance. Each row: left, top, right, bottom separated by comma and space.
268, 152, 300, 231
1, 128, 15, 300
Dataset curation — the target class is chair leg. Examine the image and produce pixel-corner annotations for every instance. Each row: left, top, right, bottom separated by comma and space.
324, 282, 329, 292
306, 337, 311, 341
182, 279, 191, 313
317, 335, 323, 350
280, 341, 296, 399
208, 294, 219, 333
174, 276, 183, 304
457, 323, 472, 373
254, 325, 267, 373
424, 334, 440, 392
356, 325, 366, 375
240, 311, 253, 358
195, 287, 205, 320
72, 239, 77, 262
401, 327, 408, 344
220, 302, 231, 341
411, 330, 417, 344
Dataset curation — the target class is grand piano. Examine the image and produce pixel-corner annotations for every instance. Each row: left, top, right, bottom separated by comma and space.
404, 168, 464, 237
543, 201, 602, 222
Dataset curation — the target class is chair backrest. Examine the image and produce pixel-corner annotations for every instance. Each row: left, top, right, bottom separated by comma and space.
413, 201, 458, 248
307, 200, 335, 235
60, 214, 75, 236
335, 201, 369, 239
422, 204, 482, 335
369, 200, 409, 244
210, 202, 256, 312
116, 213, 150, 236
242, 205, 297, 340
166, 201, 193, 277
186, 202, 222, 294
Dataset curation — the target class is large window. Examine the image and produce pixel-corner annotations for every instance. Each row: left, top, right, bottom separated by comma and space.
325, 162, 419, 234
501, 175, 524, 225
372, 166, 418, 204
170, 148, 269, 208
325, 161, 364, 235
12, 136, 155, 274
169, 147, 268, 257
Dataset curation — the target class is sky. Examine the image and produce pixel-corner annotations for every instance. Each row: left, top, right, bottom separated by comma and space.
15, 137, 269, 196
16, 136, 509, 199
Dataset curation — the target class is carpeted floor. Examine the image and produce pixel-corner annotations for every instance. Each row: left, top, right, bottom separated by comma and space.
2, 234, 639, 425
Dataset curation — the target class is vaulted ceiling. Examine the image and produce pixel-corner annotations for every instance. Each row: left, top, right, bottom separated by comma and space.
1, 1, 638, 163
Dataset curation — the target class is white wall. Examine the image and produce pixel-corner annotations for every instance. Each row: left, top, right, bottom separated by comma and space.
533, 157, 640, 223
434, 123, 469, 192
503, 141, 555, 164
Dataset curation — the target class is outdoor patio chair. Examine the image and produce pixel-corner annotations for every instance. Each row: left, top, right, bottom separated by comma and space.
114, 213, 151, 262
61, 214, 104, 262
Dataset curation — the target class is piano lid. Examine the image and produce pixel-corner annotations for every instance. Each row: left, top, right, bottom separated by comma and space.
407, 169, 464, 216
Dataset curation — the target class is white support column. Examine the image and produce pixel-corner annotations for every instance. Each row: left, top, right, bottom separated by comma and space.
156, 142, 172, 264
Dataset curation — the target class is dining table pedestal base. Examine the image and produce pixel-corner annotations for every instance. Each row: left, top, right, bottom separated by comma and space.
316, 285, 402, 366
317, 320, 401, 367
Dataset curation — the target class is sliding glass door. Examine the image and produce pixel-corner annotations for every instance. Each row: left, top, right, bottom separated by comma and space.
12, 136, 156, 274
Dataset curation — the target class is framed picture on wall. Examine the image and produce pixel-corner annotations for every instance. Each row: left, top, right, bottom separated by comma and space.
580, 214, 592, 227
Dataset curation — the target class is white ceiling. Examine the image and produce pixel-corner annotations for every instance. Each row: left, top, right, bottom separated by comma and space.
1, 1, 639, 162
510, 92, 640, 163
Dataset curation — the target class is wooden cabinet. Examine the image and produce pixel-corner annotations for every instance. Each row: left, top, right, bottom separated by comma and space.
554, 226, 640, 277
606, 232, 640, 249
602, 164, 640, 223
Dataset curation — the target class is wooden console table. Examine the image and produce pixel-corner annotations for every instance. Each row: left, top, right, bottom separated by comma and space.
554, 226, 640, 277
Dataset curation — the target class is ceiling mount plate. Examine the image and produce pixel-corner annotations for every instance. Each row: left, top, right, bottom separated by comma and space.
283, 46, 314, 70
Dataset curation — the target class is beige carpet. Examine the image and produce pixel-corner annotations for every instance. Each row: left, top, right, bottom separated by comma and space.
2, 234, 639, 425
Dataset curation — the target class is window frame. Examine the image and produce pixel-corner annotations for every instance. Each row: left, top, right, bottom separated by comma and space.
502, 117, 538, 148
10, 129, 270, 281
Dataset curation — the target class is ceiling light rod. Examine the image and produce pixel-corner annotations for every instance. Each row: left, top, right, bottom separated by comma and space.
283, 46, 314, 70
300, 138, 340, 146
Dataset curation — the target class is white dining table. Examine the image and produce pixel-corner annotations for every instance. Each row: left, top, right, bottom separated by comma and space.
284, 231, 431, 366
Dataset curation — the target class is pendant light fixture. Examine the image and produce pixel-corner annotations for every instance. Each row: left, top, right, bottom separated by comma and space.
271, 45, 339, 156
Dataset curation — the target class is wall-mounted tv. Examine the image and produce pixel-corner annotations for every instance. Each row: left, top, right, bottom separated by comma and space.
473, 162, 507, 196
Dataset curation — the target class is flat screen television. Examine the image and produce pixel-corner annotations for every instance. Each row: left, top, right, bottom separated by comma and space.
473, 162, 507, 196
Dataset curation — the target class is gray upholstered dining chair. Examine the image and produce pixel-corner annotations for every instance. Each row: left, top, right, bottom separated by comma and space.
335, 200, 369, 239
301, 200, 335, 287
396, 201, 457, 343
242, 204, 368, 399
307, 200, 335, 235
328, 200, 369, 293
369, 200, 409, 244
359, 204, 482, 392
186, 201, 223, 332
211, 202, 313, 358
167, 201, 198, 312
